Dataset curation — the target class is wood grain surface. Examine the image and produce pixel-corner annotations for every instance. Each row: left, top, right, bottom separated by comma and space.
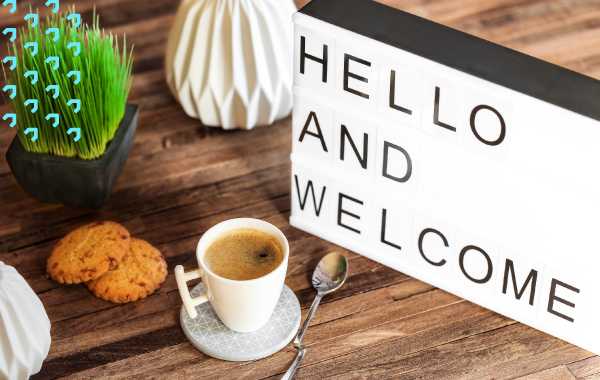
1, 0, 600, 379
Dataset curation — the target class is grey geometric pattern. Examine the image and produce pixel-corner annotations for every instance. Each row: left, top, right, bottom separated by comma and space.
180, 284, 300, 362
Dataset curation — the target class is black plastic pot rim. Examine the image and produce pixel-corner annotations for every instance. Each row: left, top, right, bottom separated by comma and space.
10, 103, 137, 167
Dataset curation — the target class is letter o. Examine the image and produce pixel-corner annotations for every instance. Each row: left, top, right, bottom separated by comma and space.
470, 105, 506, 146
459, 245, 493, 284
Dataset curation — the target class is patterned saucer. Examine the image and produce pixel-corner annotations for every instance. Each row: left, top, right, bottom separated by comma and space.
180, 283, 300, 362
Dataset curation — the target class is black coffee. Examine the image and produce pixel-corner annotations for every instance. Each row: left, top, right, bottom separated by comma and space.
204, 228, 283, 281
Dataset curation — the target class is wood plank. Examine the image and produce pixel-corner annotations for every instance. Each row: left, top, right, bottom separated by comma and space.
294, 323, 590, 380
568, 356, 600, 378
516, 366, 576, 380
152, 300, 505, 379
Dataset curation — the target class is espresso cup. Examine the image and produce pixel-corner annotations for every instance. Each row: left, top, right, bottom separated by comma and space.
175, 218, 289, 333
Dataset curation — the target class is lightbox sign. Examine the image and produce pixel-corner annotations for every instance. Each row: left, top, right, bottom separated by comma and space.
290, 0, 600, 354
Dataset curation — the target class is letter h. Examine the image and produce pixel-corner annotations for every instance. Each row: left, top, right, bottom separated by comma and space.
300, 36, 328, 83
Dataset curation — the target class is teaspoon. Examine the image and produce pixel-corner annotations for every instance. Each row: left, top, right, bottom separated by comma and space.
281, 252, 349, 380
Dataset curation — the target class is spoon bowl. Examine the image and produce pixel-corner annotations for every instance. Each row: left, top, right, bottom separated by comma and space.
312, 252, 348, 295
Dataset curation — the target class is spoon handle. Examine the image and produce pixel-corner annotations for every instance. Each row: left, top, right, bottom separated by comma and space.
294, 293, 323, 346
281, 294, 322, 380
281, 347, 306, 380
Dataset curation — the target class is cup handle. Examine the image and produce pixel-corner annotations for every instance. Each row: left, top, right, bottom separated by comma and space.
175, 265, 208, 319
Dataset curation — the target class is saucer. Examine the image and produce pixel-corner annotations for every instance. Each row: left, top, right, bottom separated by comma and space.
180, 283, 300, 362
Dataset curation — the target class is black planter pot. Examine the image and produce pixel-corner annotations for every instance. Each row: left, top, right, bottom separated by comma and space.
6, 104, 139, 209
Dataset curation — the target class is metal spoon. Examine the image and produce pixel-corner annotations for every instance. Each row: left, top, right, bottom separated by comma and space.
282, 252, 348, 380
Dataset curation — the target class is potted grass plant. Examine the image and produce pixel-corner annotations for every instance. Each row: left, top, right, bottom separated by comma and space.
3, 11, 136, 209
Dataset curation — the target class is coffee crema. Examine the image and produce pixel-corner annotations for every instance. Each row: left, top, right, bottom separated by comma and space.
204, 228, 284, 281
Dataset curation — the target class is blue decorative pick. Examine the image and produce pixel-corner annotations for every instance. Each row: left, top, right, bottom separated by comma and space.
44, 0, 59, 13
2, 27, 17, 42
67, 13, 81, 29
67, 128, 81, 142
24, 42, 38, 56
2, 0, 16, 14
24, 13, 39, 28
67, 41, 81, 56
2, 113, 16, 128
44, 56, 60, 71
2, 84, 16, 99
45, 27, 60, 42
67, 99, 81, 113
2, 56, 17, 71
24, 70, 38, 85
45, 84, 59, 99
24, 99, 39, 113
45, 113, 60, 128
24, 127, 38, 142
67, 70, 81, 85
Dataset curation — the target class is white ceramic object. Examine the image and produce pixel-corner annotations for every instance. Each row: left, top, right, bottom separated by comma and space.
175, 218, 289, 332
165, 0, 296, 129
0, 261, 51, 380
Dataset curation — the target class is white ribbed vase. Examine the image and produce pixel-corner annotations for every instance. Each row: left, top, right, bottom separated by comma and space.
165, 0, 296, 129
0, 261, 51, 380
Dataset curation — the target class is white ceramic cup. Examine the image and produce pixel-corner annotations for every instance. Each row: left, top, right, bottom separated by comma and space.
175, 218, 289, 333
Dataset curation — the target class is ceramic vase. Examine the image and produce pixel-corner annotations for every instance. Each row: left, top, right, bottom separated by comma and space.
165, 0, 296, 129
0, 261, 51, 379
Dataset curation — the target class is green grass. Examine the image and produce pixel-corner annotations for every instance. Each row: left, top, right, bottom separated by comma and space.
3, 10, 133, 160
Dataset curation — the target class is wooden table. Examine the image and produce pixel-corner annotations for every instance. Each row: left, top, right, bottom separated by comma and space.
1, 0, 600, 378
